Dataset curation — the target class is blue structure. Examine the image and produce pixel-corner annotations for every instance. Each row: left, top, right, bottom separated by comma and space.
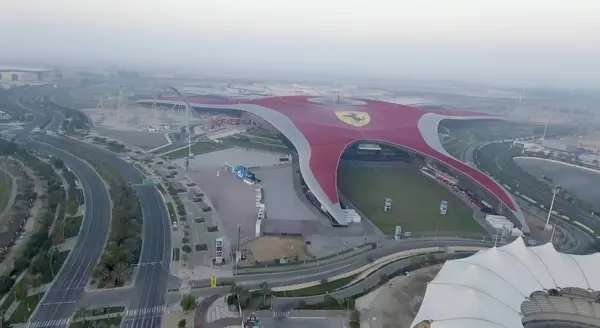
235, 166, 248, 180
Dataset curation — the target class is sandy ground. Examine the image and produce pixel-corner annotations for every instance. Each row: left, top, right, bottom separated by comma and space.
563, 134, 600, 150
245, 236, 308, 262
164, 309, 194, 328
355, 265, 442, 328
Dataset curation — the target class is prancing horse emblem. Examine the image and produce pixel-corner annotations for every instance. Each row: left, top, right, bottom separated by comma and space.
335, 111, 371, 127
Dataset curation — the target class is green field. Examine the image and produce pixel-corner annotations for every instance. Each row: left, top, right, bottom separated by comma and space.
0, 172, 13, 214
9, 292, 44, 323
337, 163, 485, 235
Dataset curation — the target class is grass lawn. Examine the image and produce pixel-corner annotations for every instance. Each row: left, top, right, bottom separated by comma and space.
163, 141, 227, 159
337, 163, 484, 235
273, 275, 357, 297
0, 171, 13, 214
40, 250, 71, 284
63, 215, 84, 239
8, 292, 45, 324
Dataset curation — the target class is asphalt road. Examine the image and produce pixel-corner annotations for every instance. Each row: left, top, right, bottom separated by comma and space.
173, 238, 496, 303
21, 139, 111, 328
4, 86, 171, 327
36, 134, 173, 328
0, 88, 111, 328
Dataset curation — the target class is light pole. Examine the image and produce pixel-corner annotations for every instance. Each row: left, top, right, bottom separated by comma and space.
545, 186, 560, 231
166, 86, 193, 161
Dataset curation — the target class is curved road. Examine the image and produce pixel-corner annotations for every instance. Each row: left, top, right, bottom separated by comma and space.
36, 133, 172, 328
4, 86, 171, 328
2, 88, 112, 328
23, 139, 111, 328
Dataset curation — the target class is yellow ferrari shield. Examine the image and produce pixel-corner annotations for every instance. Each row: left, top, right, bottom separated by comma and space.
335, 111, 370, 127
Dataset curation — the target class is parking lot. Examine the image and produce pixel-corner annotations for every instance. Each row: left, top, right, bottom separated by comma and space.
188, 168, 258, 242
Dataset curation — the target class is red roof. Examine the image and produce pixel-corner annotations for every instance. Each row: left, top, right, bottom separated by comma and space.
181, 95, 516, 211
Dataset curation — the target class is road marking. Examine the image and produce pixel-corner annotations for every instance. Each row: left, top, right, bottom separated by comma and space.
28, 318, 70, 327
289, 317, 328, 320
125, 305, 166, 317
39, 300, 77, 306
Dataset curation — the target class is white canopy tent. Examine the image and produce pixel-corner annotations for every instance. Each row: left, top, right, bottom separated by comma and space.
411, 238, 600, 328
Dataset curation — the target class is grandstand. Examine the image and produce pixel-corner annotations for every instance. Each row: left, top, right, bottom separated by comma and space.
411, 238, 600, 328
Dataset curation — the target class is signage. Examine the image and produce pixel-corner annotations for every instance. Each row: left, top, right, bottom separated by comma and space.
335, 111, 371, 127
394, 226, 402, 240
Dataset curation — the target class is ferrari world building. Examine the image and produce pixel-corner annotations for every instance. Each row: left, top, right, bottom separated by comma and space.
144, 95, 528, 232
411, 237, 600, 328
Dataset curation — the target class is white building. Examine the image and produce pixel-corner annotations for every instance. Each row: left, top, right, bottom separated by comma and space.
411, 237, 600, 328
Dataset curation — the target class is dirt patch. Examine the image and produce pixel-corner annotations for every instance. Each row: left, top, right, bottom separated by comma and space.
563, 135, 600, 150
355, 265, 442, 328
245, 236, 308, 262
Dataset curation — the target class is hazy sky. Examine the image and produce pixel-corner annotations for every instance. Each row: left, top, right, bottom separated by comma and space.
1, 0, 599, 87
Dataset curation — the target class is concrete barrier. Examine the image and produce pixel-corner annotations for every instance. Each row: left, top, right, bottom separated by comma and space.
271, 246, 488, 292
255, 218, 261, 237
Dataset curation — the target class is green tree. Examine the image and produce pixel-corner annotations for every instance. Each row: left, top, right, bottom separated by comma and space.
259, 281, 271, 305
178, 319, 187, 328
181, 245, 192, 253
180, 294, 197, 313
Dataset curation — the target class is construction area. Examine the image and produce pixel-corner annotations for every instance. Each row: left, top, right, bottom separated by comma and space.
355, 265, 442, 328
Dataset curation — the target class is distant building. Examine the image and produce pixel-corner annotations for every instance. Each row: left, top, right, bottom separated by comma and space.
541, 139, 577, 152
0, 67, 53, 81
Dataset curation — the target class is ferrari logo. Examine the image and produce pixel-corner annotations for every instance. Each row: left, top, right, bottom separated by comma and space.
335, 111, 370, 127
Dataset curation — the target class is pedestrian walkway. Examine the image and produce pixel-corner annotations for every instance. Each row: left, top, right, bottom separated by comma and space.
124, 305, 166, 317
205, 296, 239, 323
27, 318, 70, 328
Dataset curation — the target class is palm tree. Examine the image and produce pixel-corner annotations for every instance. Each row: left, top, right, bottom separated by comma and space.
259, 281, 271, 305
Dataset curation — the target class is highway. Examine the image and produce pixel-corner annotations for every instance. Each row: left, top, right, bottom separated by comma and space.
1, 89, 111, 328
23, 140, 111, 328
3, 86, 171, 328
36, 134, 172, 328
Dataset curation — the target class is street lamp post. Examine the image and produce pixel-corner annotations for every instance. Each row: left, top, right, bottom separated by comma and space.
545, 186, 560, 231
166, 86, 193, 164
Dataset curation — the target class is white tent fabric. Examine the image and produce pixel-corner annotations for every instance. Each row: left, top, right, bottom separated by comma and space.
411, 238, 600, 328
